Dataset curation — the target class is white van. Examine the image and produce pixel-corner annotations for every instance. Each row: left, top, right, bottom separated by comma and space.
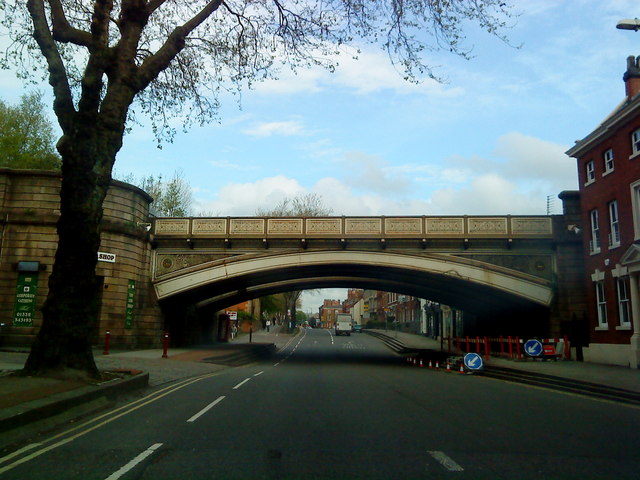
335, 313, 352, 336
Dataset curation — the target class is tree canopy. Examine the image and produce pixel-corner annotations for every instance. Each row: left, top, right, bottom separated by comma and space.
255, 193, 333, 217
119, 170, 193, 216
1, 1, 516, 144
0, 92, 61, 170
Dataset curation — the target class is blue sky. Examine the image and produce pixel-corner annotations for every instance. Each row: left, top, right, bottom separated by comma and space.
1, 0, 639, 312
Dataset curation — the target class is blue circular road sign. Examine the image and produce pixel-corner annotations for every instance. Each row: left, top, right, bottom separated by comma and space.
463, 352, 484, 370
524, 339, 544, 357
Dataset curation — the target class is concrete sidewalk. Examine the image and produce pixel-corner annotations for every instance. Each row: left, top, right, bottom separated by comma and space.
370, 329, 640, 394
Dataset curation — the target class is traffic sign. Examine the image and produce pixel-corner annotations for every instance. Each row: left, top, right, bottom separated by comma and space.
524, 339, 543, 357
463, 352, 483, 370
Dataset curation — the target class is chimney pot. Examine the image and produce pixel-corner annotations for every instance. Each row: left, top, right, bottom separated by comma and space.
624, 55, 640, 99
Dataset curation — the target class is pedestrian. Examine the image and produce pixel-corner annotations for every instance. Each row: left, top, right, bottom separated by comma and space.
231, 323, 237, 340
266, 319, 271, 332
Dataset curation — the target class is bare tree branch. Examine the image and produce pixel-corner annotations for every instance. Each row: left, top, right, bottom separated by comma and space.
26, 0, 75, 132
49, 0, 92, 46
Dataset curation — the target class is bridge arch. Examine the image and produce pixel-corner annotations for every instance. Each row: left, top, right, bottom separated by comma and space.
154, 250, 552, 319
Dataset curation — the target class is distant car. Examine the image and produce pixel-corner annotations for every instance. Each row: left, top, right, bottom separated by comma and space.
352, 323, 362, 333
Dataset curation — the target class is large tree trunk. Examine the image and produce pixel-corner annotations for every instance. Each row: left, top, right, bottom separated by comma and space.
23, 120, 120, 380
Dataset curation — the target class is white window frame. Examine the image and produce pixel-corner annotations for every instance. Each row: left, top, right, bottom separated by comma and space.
632, 128, 640, 157
632, 180, 640, 241
595, 281, 608, 329
616, 278, 631, 328
590, 209, 600, 254
585, 160, 595, 185
608, 200, 620, 248
603, 148, 614, 175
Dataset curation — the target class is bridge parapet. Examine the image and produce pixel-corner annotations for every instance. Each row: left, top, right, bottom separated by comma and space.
153, 216, 553, 239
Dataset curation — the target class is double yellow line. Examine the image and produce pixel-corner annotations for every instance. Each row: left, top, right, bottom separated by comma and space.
0, 371, 221, 475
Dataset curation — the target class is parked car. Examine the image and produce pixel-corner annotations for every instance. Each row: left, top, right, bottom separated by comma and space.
352, 323, 362, 333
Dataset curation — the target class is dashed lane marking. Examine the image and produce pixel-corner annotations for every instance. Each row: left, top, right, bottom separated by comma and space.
428, 451, 464, 472
187, 396, 226, 423
104, 443, 163, 480
232, 378, 251, 390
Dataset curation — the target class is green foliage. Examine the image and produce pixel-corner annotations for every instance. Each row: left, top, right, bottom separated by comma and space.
118, 170, 193, 217
0, 92, 61, 170
260, 294, 284, 316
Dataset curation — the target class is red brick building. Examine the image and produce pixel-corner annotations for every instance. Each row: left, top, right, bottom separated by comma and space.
319, 299, 341, 328
566, 55, 640, 368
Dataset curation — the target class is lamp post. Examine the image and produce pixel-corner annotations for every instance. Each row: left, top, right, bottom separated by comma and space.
617, 17, 640, 368
617, 18, 640, 31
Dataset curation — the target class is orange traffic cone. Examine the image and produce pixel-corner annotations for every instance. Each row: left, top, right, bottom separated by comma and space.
446, 362, 451, 372
413, 357, 417, 366
428, 360, 433, 369
419, 359, 424, 368
435, 361, 439, 370
459, 364, 465, 374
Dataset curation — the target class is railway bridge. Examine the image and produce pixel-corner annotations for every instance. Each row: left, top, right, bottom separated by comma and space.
150, 212, 584, 338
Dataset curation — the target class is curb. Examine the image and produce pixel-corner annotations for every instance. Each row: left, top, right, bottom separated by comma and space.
366, 330, 640, 406
202, 343, 276, 366
481, 366, 640, 406
0, 371, 149, 434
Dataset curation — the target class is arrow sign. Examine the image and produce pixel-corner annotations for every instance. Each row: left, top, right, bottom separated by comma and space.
463, 352, 483, 370
524, 339, 543, 357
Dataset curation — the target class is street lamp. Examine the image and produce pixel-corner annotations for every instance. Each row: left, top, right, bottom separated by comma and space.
617, 18, 640, 31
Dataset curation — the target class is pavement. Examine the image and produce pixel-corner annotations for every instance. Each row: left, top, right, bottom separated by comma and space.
368, 329, 640, 395
1, 326, 639, 449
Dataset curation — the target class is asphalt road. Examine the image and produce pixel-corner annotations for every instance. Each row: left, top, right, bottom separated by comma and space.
1, 328, 639, 479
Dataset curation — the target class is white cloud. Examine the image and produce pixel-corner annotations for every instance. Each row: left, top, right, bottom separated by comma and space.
195, 176, 305, 216
253, 46, 464, 97
243, 120, 306, 137
494, 132, 577, 190
193, 130, 575, 217
428, 174, 543, 215
341, 151, 410, 194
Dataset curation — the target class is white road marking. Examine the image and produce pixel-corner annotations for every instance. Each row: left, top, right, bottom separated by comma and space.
253, 371, 264, 377
428, 451, 464, 472
104, 443, 163, 480
187, 396, 226, 423
232, 378, 251, 390
0, 443, 42, 466
0, 373, 221, 475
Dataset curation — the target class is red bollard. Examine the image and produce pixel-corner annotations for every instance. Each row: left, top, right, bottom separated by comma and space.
162, 332, 169, 358
103, 331, 110, 355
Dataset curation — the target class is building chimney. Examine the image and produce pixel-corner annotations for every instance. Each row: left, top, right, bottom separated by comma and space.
623, 55, 640, 99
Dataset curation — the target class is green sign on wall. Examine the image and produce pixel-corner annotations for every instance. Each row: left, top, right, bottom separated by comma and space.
125, 279, 135, 329
13, 272, 38, 326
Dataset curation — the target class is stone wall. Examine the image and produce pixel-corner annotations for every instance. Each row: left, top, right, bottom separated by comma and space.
0, 169, 163, 349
